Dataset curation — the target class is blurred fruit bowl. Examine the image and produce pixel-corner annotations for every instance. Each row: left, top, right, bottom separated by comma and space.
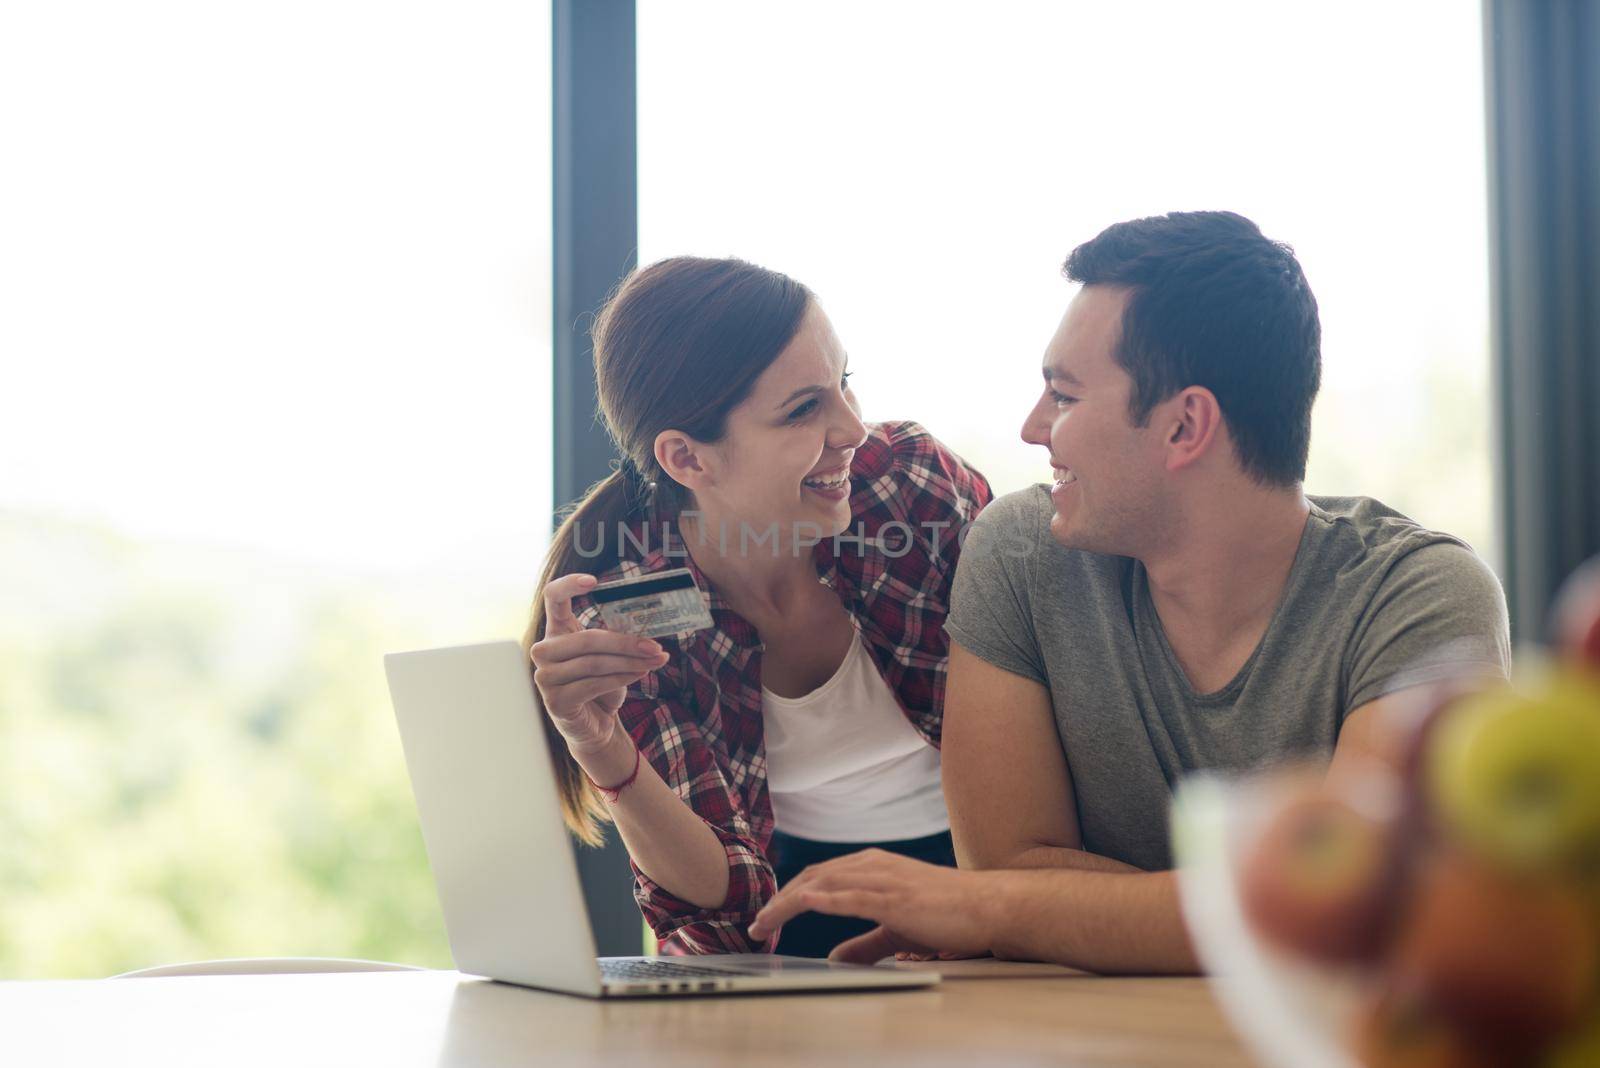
1175, 772, 1365, 1068
1174, 560, 1600, 1068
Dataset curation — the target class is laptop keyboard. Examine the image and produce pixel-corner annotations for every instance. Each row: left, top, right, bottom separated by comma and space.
599, 959, 750, 981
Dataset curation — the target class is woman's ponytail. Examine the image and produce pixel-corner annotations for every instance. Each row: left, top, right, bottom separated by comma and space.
522, 468, 637, 846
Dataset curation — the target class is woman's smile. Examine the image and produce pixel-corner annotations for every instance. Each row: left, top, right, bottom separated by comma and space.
802, 462, 852, 501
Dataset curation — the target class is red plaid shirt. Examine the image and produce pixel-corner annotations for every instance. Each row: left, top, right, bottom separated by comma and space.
571, 421, 991, 955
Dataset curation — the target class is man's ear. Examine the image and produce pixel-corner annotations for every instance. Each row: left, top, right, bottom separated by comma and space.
654, 429, 711, 492
1162, 386, 1224, 473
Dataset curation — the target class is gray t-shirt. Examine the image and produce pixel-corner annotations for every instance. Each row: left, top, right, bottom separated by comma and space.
945, 487, 1511, 871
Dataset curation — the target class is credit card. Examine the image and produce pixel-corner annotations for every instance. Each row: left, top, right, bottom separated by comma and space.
587, 567, 714, 639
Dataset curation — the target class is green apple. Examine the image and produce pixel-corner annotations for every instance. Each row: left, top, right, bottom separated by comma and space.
1426, 681, 1600, 873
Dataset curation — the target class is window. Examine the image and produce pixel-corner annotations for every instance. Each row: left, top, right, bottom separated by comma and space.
1, 1, 551, 976
639, 0, 1494, 560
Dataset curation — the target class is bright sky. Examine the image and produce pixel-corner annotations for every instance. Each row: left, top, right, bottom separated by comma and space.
2, 1, 1491, 575
1, 2, 553, 577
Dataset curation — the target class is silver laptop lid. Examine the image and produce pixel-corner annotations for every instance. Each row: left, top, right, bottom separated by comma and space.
385, 640, 602, 996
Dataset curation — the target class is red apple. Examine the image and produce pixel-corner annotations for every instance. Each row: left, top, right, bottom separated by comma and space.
1391, 849, 1597, 1045
1353, 984, 1518, 1068
1392, 678, 1494, 838
1544, 1013, 1600, 1068
1552, 556, 1600, 671
1239, 786, 1403, 964
1394, 679, 1495, 781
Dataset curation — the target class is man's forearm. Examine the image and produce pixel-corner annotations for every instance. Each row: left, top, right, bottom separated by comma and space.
1003, 844, 1144, 874
982, 868, 1199, 974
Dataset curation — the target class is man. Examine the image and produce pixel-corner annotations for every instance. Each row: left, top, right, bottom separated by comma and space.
746, 211, 1511, 971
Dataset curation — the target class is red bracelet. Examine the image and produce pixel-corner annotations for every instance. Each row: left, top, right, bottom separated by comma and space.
585, 743, 642, 804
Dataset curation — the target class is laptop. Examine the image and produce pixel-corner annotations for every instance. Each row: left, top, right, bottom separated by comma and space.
383, 640, 940, 998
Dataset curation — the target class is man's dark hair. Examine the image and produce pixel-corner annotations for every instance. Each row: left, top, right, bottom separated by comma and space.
1063, 210, 1321, 486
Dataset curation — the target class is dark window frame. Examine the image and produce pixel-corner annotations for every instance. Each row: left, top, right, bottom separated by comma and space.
552, 0, 640, 956
1484, 0, 1600, 642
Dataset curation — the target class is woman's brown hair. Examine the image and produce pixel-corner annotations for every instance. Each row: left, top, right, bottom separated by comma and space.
523, 257, 812, 845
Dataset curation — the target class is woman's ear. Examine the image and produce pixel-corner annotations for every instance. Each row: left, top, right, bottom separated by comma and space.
654, 429, 711, 493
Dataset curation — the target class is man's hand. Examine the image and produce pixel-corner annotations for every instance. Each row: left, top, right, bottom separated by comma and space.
746, 850, 1001, 964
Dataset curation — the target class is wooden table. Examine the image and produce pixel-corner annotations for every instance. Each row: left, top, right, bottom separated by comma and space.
0, 962, 1260, 1067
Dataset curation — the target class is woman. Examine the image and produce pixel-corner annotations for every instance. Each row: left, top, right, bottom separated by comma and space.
525, 257, 991, 957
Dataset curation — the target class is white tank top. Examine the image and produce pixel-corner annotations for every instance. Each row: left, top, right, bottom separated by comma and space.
760, 631, 949, 843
